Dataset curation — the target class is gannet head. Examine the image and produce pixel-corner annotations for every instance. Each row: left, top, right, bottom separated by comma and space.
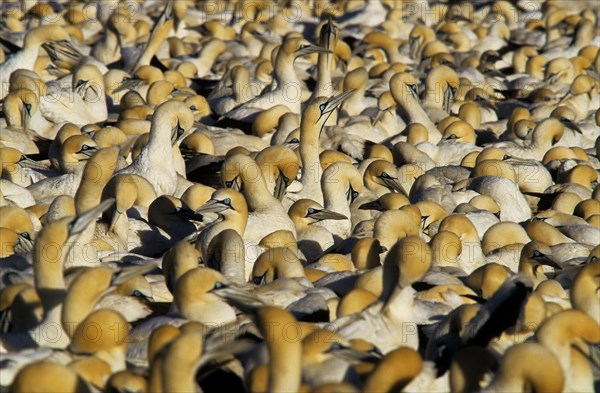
150, 100, 194, 146
282, 37, 330, 58
389, 72, 419, 104
365, 160, 406, 195
196, 188, 248, 218
23, 25, 70, 48
289, 199, 347, 227
302, 89, 355, 131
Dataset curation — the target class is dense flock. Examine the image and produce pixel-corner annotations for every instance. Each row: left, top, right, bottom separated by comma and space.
0, 0, 599, 392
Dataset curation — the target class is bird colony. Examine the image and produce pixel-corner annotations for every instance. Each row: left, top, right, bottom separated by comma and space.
1, 0, 600, 392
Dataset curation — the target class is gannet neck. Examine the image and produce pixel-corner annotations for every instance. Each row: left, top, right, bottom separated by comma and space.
364, 347, 423, 392
3, 92, 27, 127
252, 247, 305, 284
162, 330, 203, 392
570, 257, 600, 323
256, 306, 302, 393
232, 66, 250, 102
485, 343, 564, 392
11, 362, 85, 393
224, 154, 275, 211
299, 119, 323, 190
61, 267, 113, 336
75, 147, 119, 215
33, 219, 70, 292
206, 229, 246, 285
389, 73, 441, 143
274, 46, 299, 87
374, 210, 420, 250
531, 118, 564, 150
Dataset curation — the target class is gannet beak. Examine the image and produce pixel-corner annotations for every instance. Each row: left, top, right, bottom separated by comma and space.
111, 263, 160, 286
373, 108, 388, 125
196, 339, 257, 369
328, 346, 382, 363
548, 72, 562, 84
212, 285, 263, 310
359, 200, 383, 211
274, 174, 288, 201
18, 155, 45, 170
351, 42, 369, 57
480, 99, 498, 113
174, 207, 204, 222
322, 89, 355, 115
307, 209, 347, 221
443, 85, 457, 113
69, 198, 116, 236
532, 252, 562, 270
108, 210, 122, 232
380, 176, 406, 195
195, 199, 230, 214
409, 37, 420, 60
75, 79, 88, 96
559, 118, 583, 134
16, 234, 34, 253
21, 104, 30, 133
298, 44, 332, 56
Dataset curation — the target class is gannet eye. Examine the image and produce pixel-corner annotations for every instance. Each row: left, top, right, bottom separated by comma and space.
81, 144, 90, 151
133, 290, 143, 297
450, 86, 457, 95
190, 105, 197, 110
24, 103, 32, 113
225, 181, 234, 187
533, 250, 541, 257
543, 96, 551, 102
319, 103, 327, 112
20, 232, 31, 240
307, 207, 316, 215
330, 342, 343, 350
222, 198, 231, 206
380, 172, 390, 178
446, 134, 457, 140
214, 281, 225, 290
252, 276, 262, 285
289, 138, 299, 144
408, 84, 418, 95
352, 191, 359, 199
